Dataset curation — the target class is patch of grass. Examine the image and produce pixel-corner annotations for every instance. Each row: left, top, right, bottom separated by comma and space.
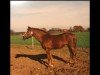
74, 32, 90, 48
10, 32, 90, 48
10, 35, 40, 45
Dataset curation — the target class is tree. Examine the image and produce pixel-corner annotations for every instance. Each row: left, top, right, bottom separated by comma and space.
68, 27, 73, 32
10, 30, 15, 34
73, 25, 85, 32
85, 27, 90, 32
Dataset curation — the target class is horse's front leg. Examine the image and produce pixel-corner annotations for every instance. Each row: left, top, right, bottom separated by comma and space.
46, 49, 53, 67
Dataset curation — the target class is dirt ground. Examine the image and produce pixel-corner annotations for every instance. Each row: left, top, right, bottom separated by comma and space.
10, 44, 90, 75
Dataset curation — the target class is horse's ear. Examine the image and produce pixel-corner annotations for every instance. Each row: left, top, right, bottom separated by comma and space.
28, 26, 31, 29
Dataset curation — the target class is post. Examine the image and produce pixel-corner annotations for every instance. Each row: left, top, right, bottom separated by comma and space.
32, 36, 34, 49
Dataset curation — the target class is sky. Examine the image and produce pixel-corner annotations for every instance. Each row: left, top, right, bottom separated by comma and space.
11, 1, 90, 32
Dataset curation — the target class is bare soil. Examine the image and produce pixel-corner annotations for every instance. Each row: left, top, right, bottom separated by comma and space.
10, 44, 90, 75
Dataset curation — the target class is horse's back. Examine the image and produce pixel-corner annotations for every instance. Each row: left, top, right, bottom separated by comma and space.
42, 33, 69, 49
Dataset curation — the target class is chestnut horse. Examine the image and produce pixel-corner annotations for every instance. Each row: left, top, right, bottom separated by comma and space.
22, 26, 77, 67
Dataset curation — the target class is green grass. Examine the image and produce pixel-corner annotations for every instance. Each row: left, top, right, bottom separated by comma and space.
10, 32, 90, 48
11, 35, 40, 45
74, 32, 90, 48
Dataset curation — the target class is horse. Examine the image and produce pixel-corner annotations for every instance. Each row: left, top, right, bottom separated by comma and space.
22, 26, 77, 67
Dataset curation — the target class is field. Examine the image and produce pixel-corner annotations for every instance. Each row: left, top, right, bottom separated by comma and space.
10, 32, 90, 75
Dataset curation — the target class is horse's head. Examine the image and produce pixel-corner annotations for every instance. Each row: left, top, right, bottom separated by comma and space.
22, 26, 33, 40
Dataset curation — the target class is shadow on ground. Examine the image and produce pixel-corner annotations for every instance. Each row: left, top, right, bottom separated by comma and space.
15, 54, 67, 67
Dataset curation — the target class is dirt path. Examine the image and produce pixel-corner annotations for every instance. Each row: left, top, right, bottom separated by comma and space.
10, 44, 90, 75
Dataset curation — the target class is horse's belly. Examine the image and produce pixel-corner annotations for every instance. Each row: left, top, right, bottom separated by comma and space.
52, 42, 65, 49
53, 46, 65, 49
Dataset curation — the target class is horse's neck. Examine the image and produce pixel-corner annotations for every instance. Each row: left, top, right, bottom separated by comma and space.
33, 30, 46, 43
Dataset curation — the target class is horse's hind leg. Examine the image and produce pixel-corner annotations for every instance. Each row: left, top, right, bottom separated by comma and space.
67, 45, 76, 59
67, 45, 76, 65
46, 49, 53, 67
67, 40, 77, 64
68, 36, 77, 60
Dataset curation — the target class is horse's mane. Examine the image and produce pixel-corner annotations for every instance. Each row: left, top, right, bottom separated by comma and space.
30, 27, 47, 33
48, 31, 72, 35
